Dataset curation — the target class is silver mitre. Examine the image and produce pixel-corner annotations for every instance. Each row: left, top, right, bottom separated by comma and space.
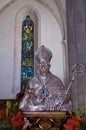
35, 45, 52, 62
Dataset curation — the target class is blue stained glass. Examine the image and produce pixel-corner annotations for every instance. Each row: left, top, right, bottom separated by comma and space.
21, 15, 34, 90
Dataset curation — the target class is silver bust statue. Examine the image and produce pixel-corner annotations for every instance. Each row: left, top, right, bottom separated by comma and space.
19, 45, 72, 111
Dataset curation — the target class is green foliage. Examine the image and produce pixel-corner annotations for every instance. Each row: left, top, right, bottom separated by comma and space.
76, 104, 86, 117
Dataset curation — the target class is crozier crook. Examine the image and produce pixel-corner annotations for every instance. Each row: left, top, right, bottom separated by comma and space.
58, 64, 86, 111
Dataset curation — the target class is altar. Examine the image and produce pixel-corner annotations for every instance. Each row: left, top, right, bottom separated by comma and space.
23, 111, 66, 130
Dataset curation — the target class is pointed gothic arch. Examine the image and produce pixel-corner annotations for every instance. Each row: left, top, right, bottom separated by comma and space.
14, 5, 39, 94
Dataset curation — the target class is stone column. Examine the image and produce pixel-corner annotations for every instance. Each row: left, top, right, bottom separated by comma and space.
66, 0, 86, 110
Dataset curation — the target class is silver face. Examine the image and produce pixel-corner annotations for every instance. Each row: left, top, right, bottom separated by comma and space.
38, 60, 50, 75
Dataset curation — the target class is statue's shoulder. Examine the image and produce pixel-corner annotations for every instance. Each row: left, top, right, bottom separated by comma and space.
30, 75, 38, 81
50, 72, 61, 80
50, 72, 64, 86
29, 74, 41, 86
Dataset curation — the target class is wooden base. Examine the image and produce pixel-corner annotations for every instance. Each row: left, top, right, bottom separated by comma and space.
23, 111, 66, 130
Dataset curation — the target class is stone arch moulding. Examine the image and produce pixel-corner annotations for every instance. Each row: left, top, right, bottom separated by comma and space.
13, 5, 40, 95
12, 2, 68, 97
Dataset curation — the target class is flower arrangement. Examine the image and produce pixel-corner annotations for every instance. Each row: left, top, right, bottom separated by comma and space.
0, 101, 29, 130
63, 104, 86, 130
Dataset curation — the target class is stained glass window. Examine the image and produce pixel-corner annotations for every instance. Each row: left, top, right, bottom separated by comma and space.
21, 16, 34, 90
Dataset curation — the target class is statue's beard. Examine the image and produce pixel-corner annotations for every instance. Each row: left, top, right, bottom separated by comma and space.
38, 67, 49, 74
38, 63, 50, 74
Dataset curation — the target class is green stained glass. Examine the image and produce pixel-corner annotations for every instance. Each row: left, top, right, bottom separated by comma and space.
21, 16, 34, 90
